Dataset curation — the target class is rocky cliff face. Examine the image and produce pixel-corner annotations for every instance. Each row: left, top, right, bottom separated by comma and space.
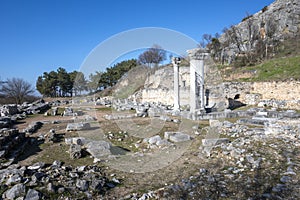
219, 0, 300, 60
239, 0, 300, 38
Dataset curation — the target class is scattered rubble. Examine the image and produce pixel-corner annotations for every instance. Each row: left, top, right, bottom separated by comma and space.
128, 107, 300, 199
0, 162, 117, 199
0, 96, 299, 199
0, 129, 28, 167
0, 105, 19, 117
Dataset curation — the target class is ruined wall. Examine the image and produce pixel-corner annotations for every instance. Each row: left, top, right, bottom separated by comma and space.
252, 81, 300, 101
141, 74, 300, 109
141, 87, 190, 106
224, 81, 300, 109
132, 63, 300, 110
138, 66, 190, 105
224, 81, 300, 101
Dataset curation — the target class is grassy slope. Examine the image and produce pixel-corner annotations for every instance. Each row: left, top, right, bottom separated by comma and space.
244, 55, 300, 81
221, 55, 300, 82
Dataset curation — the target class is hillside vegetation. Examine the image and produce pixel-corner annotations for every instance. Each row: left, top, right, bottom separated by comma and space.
220, 55, 300, 82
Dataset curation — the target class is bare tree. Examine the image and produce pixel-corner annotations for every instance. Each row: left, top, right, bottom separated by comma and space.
199, 34, 212, 48
0, 78, 34, 104
138, 44, 166, 67
229, 25, 244, 53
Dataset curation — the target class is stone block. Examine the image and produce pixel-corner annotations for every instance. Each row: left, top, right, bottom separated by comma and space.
164, 132, 191, 143
209, 119, 223, 127
51, 107, 58, 116
148, 135, 162, 145
0, 104, 19, 117
3, 183, 26, 200
25, 189, 41, 200
65, 137, 88, 145
202, 138, 230, 146
84, 141, 111, 159
66, 123, 90, 131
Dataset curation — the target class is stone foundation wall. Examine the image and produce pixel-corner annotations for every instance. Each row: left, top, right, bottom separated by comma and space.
252, 81, 300, 101
141, 81, 300, 109
223, 81, 300, 101
137, 64, 300, 110
223, 81, 300, 109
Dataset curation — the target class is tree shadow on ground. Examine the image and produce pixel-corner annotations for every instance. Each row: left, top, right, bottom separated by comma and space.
14, 138, 43, 163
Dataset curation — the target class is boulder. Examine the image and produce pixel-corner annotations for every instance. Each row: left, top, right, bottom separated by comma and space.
25, 189, 41, 200
0, 104, 19, 117
144, 135, 171, 148
28, 162, 46, 170
51, 160, 62, 168
26, 102, 50, 114
51, 107, 58, 116
3, 183, 26, 200
84, 141, 111, 159
148, 135, 162, 145
6, 174, 23, 186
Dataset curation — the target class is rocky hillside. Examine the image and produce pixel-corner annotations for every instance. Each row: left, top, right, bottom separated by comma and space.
218, 0, 300, 64
233, 0, 299, 39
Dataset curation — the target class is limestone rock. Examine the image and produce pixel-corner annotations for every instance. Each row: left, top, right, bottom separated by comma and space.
84, 141, 111, 159
76, 179, 89, 191
6, 174, 23, 186
3, 183, 26, 200
164, 132, 192, 143
28, 162, 45, 170
148, 135, 162, 145
24, 189, 41, 200
66, 122, 90, 131
0, 104, 19, 117
24, 121, 43, 134
202, 138, 230, 146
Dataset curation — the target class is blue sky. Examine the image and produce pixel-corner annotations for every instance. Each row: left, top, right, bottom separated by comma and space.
0, 0, 274, 89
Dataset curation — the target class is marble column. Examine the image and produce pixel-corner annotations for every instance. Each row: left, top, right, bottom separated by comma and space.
172, 57, 181, 111
187, 48, 208, 116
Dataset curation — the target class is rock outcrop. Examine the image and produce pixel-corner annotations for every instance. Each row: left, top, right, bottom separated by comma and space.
219, 0, 300, 60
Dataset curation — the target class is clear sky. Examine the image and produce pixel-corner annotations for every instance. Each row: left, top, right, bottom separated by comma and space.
0, 0, 274, 89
